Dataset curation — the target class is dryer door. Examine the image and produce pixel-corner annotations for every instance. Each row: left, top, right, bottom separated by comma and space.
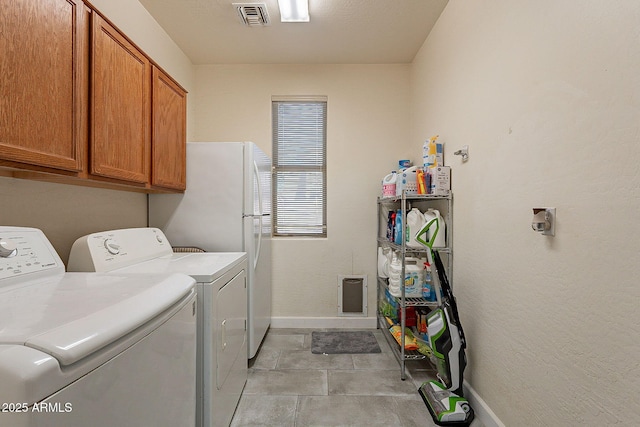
216, 269, 247, 390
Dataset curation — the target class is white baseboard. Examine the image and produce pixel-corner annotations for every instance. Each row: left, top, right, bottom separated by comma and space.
270, 316, 378, 329
463, 380, 505, 427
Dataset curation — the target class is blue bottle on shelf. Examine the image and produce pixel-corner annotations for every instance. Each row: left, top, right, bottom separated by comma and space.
394, 209, 403, 245
387, 211, 396, 241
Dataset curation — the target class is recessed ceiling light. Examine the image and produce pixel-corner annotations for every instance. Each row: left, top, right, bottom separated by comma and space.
277, 0, 309, 22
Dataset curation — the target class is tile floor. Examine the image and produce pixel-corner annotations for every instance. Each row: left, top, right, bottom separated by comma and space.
230, 328, 483, 427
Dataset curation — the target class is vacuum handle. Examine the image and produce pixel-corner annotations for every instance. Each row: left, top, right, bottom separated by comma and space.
433, 250, 467, 346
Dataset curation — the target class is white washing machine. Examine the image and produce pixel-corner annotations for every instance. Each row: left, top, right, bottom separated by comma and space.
67, 227, 248, 427
0, 226, 197, 427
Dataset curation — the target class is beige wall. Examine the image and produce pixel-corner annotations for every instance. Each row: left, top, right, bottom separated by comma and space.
0, 0, 194, 264
410, 1, 640, 425
194, 64, 411, 322
0, 178, 148, 264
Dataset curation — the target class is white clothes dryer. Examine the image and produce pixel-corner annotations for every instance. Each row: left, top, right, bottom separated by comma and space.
0, 227, 197, 427
68, 227, 248, 427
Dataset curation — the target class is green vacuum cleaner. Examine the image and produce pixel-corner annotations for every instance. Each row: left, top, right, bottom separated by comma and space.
416, 220, 474, 425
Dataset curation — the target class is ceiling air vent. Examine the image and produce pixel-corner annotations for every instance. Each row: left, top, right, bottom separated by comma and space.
234, 3, 271, 27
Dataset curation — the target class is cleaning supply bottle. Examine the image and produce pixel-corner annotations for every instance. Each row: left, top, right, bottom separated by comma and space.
394, 209, 403, 245
423, 208, 446, 247
404, 257, 424, 297
377, 247, 392, 278
395, 173, 405, 196
388, 252, 402, 297
422, 260, 435, 301
386, 211, 396, 241
406, 208, 426, 247
416, 167, 427, 194
382, 171, 397, 197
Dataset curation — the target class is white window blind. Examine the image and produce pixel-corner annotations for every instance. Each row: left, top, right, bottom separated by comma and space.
272, 97, 327, 237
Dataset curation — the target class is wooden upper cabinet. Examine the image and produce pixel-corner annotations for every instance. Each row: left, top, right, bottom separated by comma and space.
0, 0, 86, 172
2, 2, 186, 193
151, 66, 187, 191
90, 13, 150, 184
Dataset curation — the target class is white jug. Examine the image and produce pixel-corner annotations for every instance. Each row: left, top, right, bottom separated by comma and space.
403, 257, 424, 298
388, 252, 402, 297
422, 208, 446, 248
382, 172, 397, 197
377, 247, 392, 278
406, 208, 426, 248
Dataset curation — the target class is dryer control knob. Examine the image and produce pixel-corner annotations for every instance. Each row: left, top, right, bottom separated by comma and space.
104, 238, 121, 255
0, 239, 17, 258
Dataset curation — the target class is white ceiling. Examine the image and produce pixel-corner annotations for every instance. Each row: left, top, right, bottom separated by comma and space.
137, 0, 449, 65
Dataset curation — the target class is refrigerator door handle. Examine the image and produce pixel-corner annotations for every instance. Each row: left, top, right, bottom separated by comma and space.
254, 215, 262, 269
254, 160, 263, 215
253, 159, 263, 270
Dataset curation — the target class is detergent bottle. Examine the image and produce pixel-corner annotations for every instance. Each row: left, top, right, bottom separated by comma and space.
388, 252, 402, 297
394, 209, 403, 245
423, 208, 446, 247
386, 211, 396, 241
377, 247, 392, 278
403, 257, 424, 298
406, 208, 426, 247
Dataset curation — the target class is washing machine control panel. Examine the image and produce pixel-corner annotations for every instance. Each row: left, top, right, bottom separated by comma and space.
0, 227, 64, 281
0, 238, 17, 257
68, 228, 174, 272
103, 238, 121, 255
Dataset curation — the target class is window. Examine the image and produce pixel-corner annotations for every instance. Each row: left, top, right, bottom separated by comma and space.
272, 96, 327, 237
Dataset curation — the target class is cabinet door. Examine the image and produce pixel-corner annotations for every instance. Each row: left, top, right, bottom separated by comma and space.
91, 13, 150, 184
151, 66, 187, 191
0, 0, 85, 172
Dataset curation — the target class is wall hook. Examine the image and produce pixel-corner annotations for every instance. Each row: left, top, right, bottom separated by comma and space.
453, 145, 469, 162
532, 208, 556, 236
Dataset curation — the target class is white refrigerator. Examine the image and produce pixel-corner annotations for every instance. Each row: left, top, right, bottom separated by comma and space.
149, 142, 272, 359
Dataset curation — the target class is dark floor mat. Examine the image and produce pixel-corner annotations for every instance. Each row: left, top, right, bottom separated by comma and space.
311, 331, 381, 354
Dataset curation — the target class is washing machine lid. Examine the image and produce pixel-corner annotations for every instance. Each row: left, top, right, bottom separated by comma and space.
0, 272, 195, 366
112, 252, 247, 283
